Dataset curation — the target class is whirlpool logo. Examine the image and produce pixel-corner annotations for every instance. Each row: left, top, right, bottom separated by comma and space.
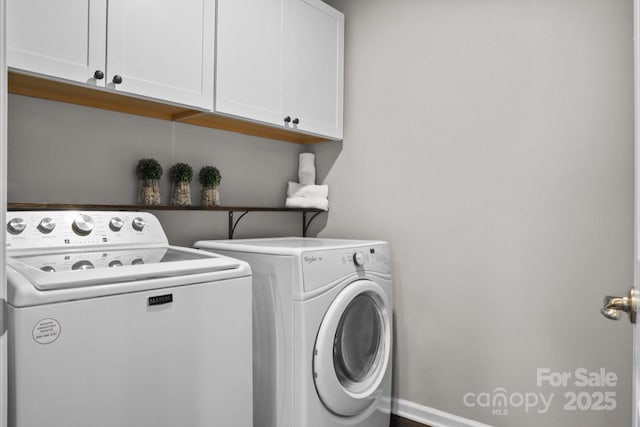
304, 255, 322, 264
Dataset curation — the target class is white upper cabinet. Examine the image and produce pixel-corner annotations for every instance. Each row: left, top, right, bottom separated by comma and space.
106, 0, 215, 109
285, 0, 344, 139
7, 0, 107, 86
216, 0, 344, 139
7, 0, 215, 110
215, 0, 285, 126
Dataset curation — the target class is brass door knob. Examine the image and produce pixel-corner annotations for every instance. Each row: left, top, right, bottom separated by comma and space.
601, 288, 637, 324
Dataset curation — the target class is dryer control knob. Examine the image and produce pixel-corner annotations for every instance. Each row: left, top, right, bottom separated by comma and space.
37, 217, 56, 234
132, 217, 146, 232
353, 251, 365, 266
7, 218, 27, 235
72, 214, 95, 236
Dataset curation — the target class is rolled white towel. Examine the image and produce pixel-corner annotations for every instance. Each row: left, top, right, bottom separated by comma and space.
287, 181, 329, 199
298, 153, 316, 185
285, 197, 329, 211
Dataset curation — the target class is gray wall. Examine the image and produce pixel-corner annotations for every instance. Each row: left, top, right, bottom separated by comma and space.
315, 0, 634, 426
7, 0, 635, 425
7, 95, 306, 245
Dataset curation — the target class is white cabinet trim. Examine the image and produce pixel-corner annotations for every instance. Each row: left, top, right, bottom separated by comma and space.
0, 0, 8, 425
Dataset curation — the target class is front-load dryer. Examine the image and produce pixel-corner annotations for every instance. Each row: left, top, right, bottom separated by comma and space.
194, 237, 392, 427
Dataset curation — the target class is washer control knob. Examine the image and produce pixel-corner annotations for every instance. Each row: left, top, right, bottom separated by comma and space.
37, 217, 56, 234
72, 214, 95, 236
353, 251, 365, 266
109, 260, 123, 268
72, 260, 94, 270
132, 217, 146, 232
40, 266, 56, 273
7, 218, 27, 235
109, 217, 124, 232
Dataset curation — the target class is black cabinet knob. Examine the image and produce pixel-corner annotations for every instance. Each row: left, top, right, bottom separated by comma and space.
93, 70, 104, 80
292, 118, 299, 125
284, 116, 291, 123
112, 75, 123, 84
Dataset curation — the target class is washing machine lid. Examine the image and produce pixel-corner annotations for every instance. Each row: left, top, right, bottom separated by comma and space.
313, 279, 392, 416
5, 210, 247, 291
194, 237, 387, 256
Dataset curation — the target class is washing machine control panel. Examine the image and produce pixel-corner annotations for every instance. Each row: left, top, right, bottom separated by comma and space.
6, 211, 168, 250
302, 244, 391, 292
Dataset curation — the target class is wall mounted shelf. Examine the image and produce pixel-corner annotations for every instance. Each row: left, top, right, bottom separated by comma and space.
8, 202, 326, 239
8, 71, 335, 145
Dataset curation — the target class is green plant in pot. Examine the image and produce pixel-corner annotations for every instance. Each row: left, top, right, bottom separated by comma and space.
169, 162, 194, 206
199, 166, 222, 207
136, 158, 163, 205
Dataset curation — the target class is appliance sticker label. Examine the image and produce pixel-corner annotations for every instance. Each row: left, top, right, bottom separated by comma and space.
32, 318, 61, 345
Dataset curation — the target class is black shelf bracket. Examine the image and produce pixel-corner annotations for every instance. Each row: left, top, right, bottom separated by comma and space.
228, 210, 325, 239
302, 211, 323, 237
228, 211, 250, 239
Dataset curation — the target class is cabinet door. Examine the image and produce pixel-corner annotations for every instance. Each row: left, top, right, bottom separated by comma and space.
7, 0, 107, 86
216, 0, 286, 126
286, 0, 344, 139
107, 0, 215, 110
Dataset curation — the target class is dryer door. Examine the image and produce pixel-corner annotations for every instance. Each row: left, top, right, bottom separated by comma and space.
313, 279, 391, 416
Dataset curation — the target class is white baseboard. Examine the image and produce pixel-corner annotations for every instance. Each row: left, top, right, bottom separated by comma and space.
391, 398, 495, 427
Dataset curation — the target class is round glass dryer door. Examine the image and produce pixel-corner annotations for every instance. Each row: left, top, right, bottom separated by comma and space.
313, 280, 391, 416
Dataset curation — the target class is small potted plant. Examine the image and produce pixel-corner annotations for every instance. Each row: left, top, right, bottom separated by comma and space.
199, 166, 222, 207
169, 162, 193, 206
136, 158, 163, 205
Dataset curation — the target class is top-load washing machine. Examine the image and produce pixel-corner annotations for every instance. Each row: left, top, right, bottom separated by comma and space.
6, 211, 253, 427
194, 237, 393, 427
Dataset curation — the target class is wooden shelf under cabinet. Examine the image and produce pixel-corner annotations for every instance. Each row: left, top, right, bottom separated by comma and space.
8, 71, 333, 145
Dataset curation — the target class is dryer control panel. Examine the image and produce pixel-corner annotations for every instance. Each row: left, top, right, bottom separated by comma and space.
301, 244, 391, 293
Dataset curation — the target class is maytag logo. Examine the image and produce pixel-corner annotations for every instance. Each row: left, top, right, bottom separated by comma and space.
148, 294, 173, 306
304, 255, 322, 264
